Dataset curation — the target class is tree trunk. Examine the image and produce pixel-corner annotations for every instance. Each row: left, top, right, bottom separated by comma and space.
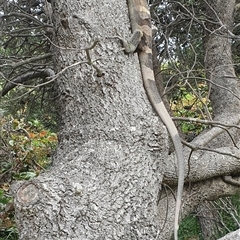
196, 201, 219, 240
11, 0, 171, 239
195, 0, 240, 238
10, 0, 240, 239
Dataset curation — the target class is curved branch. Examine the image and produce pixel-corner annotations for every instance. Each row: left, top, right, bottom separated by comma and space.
1, 68, 55, 96
2, 12, 44, 26
164, 143, 240, 185
172, 117, 240, 130
0, 53, 52, 69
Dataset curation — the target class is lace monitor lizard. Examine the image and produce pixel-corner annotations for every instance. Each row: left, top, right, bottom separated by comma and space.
118, 0, 185, 239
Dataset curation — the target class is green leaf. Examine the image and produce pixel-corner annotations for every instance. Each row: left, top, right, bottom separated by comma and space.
13, 172, 37, 180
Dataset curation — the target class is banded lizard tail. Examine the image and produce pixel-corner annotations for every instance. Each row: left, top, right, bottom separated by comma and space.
119, 0, 184, 239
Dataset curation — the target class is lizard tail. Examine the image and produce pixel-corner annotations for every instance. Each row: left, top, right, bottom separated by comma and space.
126, 1, 184, 239
139, 51, 184, 240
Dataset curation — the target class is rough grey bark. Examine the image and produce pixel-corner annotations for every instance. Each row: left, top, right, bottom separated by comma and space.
12, 0, 168, 239
219, 228, 240, 240
11, 0, 240, 239
204, 0, 240, 125
196, 201, 219, 240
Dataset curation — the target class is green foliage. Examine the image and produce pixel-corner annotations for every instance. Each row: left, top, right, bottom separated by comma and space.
178, 195, 240, 239
0, 189, 12, 206
211, 196, 240, 239
178, 214, 203, 240
0, 117, 58, 178
0, 188, 17, 239
0, 228, 18, 240
170, 80, 211, 134
0, 116, 58, 238
0, 89, 59, 132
